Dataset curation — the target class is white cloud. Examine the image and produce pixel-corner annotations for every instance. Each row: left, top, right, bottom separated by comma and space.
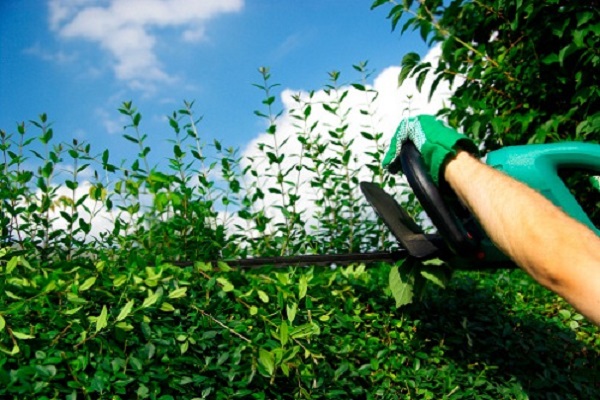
270, 32, 306, 61
49, 0, 244, 90
94, 107, 126, 134
23, 42, 77, 64
373, 45, 454, 130
48, 0, 95, 31
182, 27, 207, 43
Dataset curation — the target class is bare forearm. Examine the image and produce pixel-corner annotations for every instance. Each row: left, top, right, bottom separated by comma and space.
444, 151, 600, 325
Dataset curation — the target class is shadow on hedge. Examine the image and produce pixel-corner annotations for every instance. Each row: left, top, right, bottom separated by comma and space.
408, 270, 600, 399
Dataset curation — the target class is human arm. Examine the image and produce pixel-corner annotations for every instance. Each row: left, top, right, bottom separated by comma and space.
444, 151, 600, 325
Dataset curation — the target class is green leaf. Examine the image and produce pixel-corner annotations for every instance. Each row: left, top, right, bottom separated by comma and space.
214, 139, 222, 150
0, 344, 19, 355
123, 134, 139, 144
287, 302, 298, 324
416, 70, 428, 92
569, 320, 579, 330
5, 291, 21, 300
389, 259, 418, 308
572, 30, 585, 48
398, 52, 420, 87
142, 291, 160, 308
304, 105, 312, 117
180, 341, 189, 355
18, 256, 30, 270
160, 302, 175, 312
360, 131, 375, 140
6, 256, 18, 274
168, 287, 188, 299
257, 290, 269, 303
259, 349, 275, 376
558, 309, 571, 320
217, 277, 234, 292
558, 44, 575, 66
371, 0, 389, 10
262, 96, 275, 106
95, 305, 108, 333
63, 306, 83, 315
116, 300, 135, 322
12, 331, 35, 340
79, 276, 96, 292
541, 53, 559, 65
280, 321, 289, 346
420, 259, 450, 289
196, 261, 212, 272
217, 261, 232, 272
289, 323, 317, 339
590, 176, 600, 192
116, 322, 134, 331
113, 275, 128, 287
0, 315, 5, 332
130, 356, 143, 371
298, 275, 308, 300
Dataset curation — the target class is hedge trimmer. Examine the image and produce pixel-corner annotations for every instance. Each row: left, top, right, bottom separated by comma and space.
179, 141, 600, 271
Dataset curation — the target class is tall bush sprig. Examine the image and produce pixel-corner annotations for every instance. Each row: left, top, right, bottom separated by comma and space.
321, 71, 362, 252
351, 61, 396, 250
179, 100, 219, 228
118, 101, 151, 176
0, 126, 34, 247
288, 90, 320, 253
253, 67, 296, 255
59, 139, 94, 260
30, 114, 64, 259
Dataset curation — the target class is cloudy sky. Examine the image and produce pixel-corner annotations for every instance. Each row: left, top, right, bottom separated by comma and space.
0, 0, 445, 164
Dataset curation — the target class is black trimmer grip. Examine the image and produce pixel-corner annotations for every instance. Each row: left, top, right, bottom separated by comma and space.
400, 141, 478, 256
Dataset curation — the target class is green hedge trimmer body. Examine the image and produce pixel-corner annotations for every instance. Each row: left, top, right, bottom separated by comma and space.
488, 142, 599, 235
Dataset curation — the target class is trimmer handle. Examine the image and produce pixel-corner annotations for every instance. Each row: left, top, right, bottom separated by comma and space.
486, 142, 600, 235
400, 141, 479, 256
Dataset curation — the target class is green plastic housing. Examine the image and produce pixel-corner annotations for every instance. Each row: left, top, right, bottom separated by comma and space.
486, 142, 600, 236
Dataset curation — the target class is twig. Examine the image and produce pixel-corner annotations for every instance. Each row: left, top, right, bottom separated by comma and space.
192, 305, 251, 343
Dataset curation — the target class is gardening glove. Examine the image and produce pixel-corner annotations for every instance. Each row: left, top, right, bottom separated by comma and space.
382, 114, 479, 184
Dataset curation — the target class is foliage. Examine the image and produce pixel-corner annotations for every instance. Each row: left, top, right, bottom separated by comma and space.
373, 0, 600, 226
1, 64, 598, 398
0, 253, 598, 398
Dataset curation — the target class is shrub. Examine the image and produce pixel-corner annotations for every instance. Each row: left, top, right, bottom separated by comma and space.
373, 0, 600, 226
1, 65, 598, 399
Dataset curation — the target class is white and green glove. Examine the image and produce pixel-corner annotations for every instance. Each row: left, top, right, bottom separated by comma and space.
382, 115, 479, 184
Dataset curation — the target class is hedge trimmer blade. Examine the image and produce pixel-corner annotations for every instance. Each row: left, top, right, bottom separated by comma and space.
168, 182, 445, 270
219, 250, 408, 269
169, 250, 409, 269
220, 183, 445, 268
359, 181, 441, 258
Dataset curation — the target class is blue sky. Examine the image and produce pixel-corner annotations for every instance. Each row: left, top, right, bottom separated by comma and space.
0, 0, 434, 166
